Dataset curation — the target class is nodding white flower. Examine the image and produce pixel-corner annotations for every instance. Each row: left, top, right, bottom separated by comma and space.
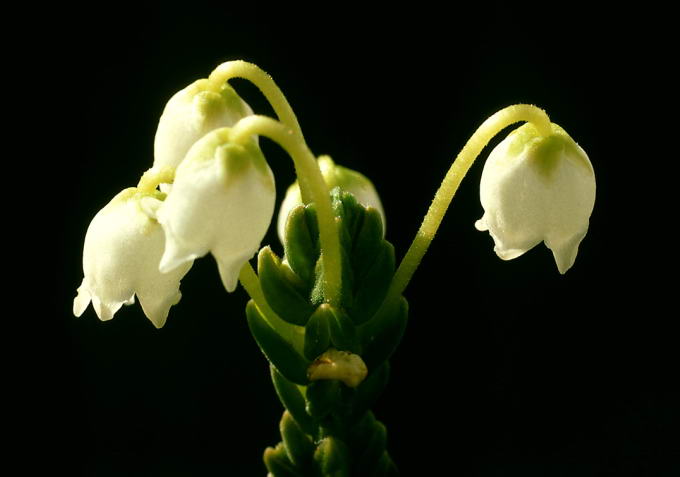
475, 123, 596, 274
277, 155, 385, 242
157, 127, 275, 292
73, 188, 192, 328
153, 78, 253, 170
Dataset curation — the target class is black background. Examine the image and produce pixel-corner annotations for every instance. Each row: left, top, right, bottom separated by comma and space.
41, 3, 676, 476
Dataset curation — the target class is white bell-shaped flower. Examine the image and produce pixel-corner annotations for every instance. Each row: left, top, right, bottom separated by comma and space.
153, 78, 253, 170
475, 122, 596, 274
157, 127, 275, 292
276, 155, 385, 242
73, 188, 193, 328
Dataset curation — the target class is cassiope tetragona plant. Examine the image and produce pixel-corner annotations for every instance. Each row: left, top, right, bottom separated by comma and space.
73, 60, 596, 476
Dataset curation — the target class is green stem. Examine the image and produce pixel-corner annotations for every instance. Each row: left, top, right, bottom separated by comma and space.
136, 166, 175, 194
208, 60, 313, 204
208, 60, 303, 137
382, 104, 552, 308
231, 115, 343, 308
238, 262, 305, 353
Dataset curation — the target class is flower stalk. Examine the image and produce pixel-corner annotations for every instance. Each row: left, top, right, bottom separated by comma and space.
381, 104, 553, 311
208, 60, 303, 138
208, 61, 343, 306
231, 115, 343, 307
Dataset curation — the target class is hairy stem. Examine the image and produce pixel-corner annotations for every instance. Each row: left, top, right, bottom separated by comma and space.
208, 60, 303, 137
136, 166, 175, 194
208, 60, 316, 203
231, 115, 343, 308
382, 104, 552, 308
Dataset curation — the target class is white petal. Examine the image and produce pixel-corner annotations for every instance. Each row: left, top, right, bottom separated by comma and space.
139, 196, 163, 220
546, 228, 588, 274
137, 289, 181, 329
77, 188, 192, 326
153, 79, 254, 170
157, 129, 275, 293
91, 294, 128, 322
474, 215, 489, 232
158, 227, 205, 274
277, 183, 303, 243
215, 249, 257, 292
73, 280, 91, 317
476, 122, 595, 273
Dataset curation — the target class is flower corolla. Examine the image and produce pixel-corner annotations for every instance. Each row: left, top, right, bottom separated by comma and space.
153, 78, 253, 170
157, 127, 276, 292
475, 123, 596, 273
73, 188, 192, 328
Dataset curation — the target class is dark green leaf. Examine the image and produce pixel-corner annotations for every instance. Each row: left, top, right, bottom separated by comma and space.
246, 300, 310, 385
305, 380, 340, 420
355, 420, 387, 475
351, 208, 384, 279
259, 247, 314, 326
359, 297, 408, 370
283, 205, 318, 284
351, 362, 390, 420
314, 436, 350, 477
280, 411, 315, 468
270, 365, 317, 436
350, 242, 396, 325
328, 306, 358, 353
304, 306, 332, 361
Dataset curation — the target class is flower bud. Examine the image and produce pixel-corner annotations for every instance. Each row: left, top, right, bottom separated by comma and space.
475, 122, 596, 273
157, 127, 275, 292
73, 189, 192, 328
153, 78, 253, 170
277, 156, 384, 243
307, 348, 368, 388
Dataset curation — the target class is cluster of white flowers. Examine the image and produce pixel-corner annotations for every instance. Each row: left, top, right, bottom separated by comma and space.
74, 78, 276, 328
73, 64, 596, 329
73, 74, 383, 328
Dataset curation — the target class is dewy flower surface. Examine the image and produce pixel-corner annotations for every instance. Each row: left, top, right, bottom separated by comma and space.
153, 79, 254, 170
475, 122, 596, 273
277, 155, 385, 242
73, 188, 192, 328
157, 127, 275, 292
